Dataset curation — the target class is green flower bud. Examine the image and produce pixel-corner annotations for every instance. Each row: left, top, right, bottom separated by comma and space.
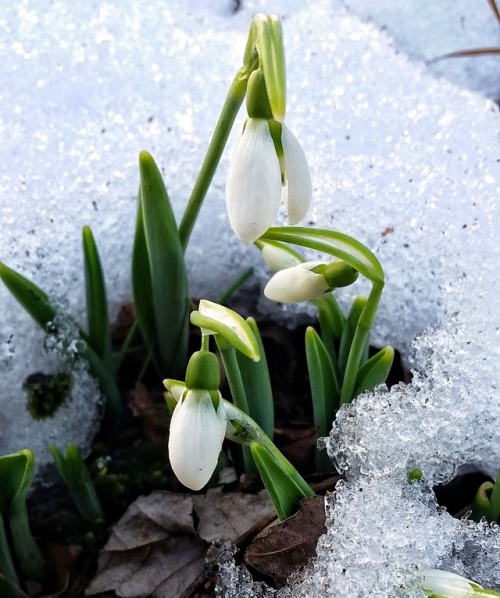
322, 260, 359, 288
185, 351, 220, 391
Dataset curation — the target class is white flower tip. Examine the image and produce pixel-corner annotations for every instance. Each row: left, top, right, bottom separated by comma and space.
264, 261, 329, 303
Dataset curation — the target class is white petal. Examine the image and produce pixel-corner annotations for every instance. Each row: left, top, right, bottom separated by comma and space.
264, 261, 329, 303
226, 118, 282, 244
259, 240, 303, 273
168, 389, 226, 491
420, 569, 480, 597
281, 123, 312, 224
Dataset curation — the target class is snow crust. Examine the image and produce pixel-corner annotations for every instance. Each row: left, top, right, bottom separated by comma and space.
0, 0, 499, 594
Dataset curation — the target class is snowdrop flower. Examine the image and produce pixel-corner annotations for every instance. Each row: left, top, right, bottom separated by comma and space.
167, 350, 226, 491
168, 388, 226, 491
264, 261, 328, 303
264, 259, 358, 303
420, 569, 500, 597
226, 117, 312, 244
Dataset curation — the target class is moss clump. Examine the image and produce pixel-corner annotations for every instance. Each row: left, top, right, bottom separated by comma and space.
23, 371, 73, 420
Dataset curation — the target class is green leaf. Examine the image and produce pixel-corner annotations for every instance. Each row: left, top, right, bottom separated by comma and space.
306, 327, 339, 472
82, 226, 111, 365
0, 514, 20, 597
134, 151, 189, 377
131, 196, 161, 374
354, 346, 394, 398
260, 227, 384, 284
250, 442, 310, 520
0, 262, 56, 330
338, 296, 368, 380
0, 262, 122, 417
235, 318, 274, 440
191, 300, 260, 361
305, 327, 339, 438
0, 450, 44, 582
490, 469, 500, 522
50, 443, 104, 523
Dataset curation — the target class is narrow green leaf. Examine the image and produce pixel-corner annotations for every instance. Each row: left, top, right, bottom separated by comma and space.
82, 226, 111, 364
0, 262, 56, 330
131, 195, 161, 373
0, 450, 45, 582
0, 262, 122, 417
50, 443, 104, 522
191, 300, 260, 361
260, 227, 384, 284
338, 296, 368, 380
250, 442, 309, 520
490, 469, 500, 522
215, 340, 255, 474
235, 318, 274, 440
137, 151, 189, 377
472, 481, 495, 523
354, 346, 394, 398
305, 327, 339, 438
0, 514, 20, 597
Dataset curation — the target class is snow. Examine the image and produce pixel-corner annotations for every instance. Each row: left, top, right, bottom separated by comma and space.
0, 0, 499, 594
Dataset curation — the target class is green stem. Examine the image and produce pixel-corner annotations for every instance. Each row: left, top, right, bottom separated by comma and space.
179, 65, 255, 250
224, 400, 314, 500
112, 317, 140, 373
217, 267, 254, 305
215, 339, 254, 473
340, 282, 383, 405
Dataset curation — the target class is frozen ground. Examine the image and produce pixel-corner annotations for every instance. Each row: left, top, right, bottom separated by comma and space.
0, 0, 499, 595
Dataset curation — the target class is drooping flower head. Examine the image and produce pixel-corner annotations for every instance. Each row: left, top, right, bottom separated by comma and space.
166, 350, 226, 491
225, 15, 312, 244
264, 259, 359, 303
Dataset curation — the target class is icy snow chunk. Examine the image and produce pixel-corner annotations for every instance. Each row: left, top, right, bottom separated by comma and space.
1, 1, 499, 588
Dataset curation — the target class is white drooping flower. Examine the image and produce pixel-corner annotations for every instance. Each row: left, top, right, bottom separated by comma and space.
168, 388, 226, 491
226, 118, 312, 244
264, 261, 329, 303
420, 569, 500, 597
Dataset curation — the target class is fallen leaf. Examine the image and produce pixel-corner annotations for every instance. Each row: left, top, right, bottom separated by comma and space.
87, 488, 275, 598
86, 491, 205, 598
194, 487, 272, 543
244, 495, 326, 587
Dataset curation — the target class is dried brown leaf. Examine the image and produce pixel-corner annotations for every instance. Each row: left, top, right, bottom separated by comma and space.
87, 488, 275, 598
194, 487, 272, 543
244, 495, 326, 587
86, 491, 205, 598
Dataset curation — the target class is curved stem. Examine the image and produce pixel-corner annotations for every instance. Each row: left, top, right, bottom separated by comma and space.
179, 64, 255, 250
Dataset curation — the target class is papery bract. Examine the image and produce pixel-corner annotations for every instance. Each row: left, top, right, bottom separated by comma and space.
168, 389, 226, 491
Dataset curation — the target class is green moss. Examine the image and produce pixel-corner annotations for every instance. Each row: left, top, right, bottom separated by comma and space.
23, 371, 73, 420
